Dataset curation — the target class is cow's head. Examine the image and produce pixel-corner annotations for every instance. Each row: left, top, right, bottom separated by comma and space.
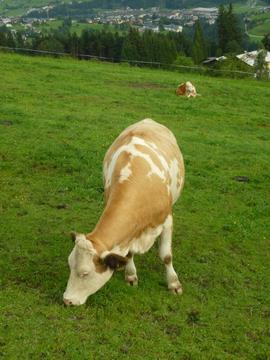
63, 233, 128, 306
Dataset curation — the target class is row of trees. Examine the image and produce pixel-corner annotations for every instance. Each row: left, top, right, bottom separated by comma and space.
0, 20, 193, 65
0, 4, 267, 75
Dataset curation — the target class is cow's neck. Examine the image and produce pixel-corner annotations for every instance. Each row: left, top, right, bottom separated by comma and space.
86, 185, 142, 254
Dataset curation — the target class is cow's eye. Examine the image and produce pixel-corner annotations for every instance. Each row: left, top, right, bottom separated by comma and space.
80, 272, 89, 278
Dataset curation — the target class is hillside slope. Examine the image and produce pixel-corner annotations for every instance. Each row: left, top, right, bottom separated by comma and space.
0, 0, 250, 16
0, 53, 270, 359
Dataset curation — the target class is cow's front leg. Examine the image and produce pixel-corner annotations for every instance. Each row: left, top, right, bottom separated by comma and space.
159, 215, 182, 294
125, 252, 138, 286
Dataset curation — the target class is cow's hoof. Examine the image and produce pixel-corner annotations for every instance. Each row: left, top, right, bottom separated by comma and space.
125, 275, 138, 287
168, 281, 183, 295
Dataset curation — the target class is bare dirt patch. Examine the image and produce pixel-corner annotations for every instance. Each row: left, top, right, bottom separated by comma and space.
128, 82, 168, 89
0, 120, 13, 126
257, 123, 270, 128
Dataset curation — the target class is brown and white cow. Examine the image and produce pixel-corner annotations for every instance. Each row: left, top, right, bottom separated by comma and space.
63, 119, 185, 306
176, 81, 197, 98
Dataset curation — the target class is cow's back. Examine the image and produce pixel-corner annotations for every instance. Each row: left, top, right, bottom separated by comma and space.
103, 119, 184, 207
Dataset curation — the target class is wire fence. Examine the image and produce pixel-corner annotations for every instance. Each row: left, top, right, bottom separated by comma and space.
0, 45, 257, 79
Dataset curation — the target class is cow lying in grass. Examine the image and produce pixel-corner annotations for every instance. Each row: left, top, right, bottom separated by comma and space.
176, 81, 197, 97
63, 119, 185, 306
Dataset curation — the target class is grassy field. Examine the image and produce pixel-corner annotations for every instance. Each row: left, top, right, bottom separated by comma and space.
0, 52, 270, 359
249, 20, 270, 36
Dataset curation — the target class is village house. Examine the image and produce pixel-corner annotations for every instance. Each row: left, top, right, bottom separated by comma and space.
237, 50, 270, 70
163, 24, 183, 32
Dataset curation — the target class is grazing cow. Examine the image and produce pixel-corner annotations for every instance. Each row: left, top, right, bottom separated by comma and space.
176, 81, 197, 98
63, 119, 185, 306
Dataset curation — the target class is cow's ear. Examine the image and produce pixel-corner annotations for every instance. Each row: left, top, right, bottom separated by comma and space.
103, 253, 128, 270
70, 231, 77, 242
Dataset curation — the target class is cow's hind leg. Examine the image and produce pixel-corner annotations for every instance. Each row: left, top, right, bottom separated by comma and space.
159, 215, 182, 294
125, 252, 138, 286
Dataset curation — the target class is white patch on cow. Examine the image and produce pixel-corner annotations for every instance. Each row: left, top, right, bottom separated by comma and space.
103, 161, 109, 184
75, 234, 94, 252
141, 118, 156, 124
185, 81, 197, 97
164, 214, 173, 228
105, 136, 167, 188
129, 224, 163, 254
159, 215, 173, 260
149, 142, 158, 150
169, 158, 181, 204
119, 162, 132, 183
133, 136, 170, 173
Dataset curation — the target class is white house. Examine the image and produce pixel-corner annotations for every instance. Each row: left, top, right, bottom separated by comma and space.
236, 50, 270, 69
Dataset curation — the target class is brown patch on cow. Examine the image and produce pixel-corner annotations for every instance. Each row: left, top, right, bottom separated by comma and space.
103, 253, 128, 270
164, 255, 172, 264
93, 255, 107, 273
176, 83, 186, 96
134, 144, 164, 174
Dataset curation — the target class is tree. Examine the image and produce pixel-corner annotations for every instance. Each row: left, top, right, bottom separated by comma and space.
254, 49, 269, 80
217, 4, 226, 52
70, 32, 79, 58
262, 33, 270, 51
217, 3, 243, 55
192, 20, 207, 64
225, 39, 242, 54
15, 32, 24, 48
113, 32, 124, 62
168, 31, 192, 57
37, 37, 65, 53
156, 35, 177, 65
0, 27, 15, 47
121, 28, 141, 62
174, 54, 194, 67
6, 31, 15, 48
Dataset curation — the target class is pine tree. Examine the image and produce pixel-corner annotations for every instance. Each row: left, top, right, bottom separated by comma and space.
192, 20, 206, 64
217, 3, 243, 54
217, 5, 227, 53
6, 31, 15, 48
113, 32, 124, 62
121, 28, 141, 63
254, 49, 268, 80
15, 32, 24, 48
262, 33, 270, 51
70, 32, 79, 58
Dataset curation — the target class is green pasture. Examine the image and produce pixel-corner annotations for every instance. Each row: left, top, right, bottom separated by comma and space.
249, 19, 270, 36
0, 0, 71, 16
248, 9, 270, 38
70, 22, 122, 35
233, 1, 267, 14
248, 33, 264, 42
0, 52, 269, 359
